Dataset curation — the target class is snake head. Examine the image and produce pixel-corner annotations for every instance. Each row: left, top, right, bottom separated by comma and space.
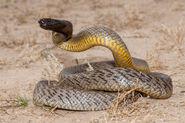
38, 18, 73, 41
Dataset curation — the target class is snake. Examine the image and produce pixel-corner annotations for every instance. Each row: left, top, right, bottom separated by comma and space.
33, 18, 173, 111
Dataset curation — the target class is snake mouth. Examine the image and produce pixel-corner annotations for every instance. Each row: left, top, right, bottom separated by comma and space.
38, 18, 65, 32
38, 18, 50, 30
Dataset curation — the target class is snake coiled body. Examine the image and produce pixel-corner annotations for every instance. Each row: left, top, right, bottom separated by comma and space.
33, 18, 173, 111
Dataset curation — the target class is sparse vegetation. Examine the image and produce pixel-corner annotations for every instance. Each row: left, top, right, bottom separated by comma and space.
0, 0, 185, 122
0, 57, 7, 69
171, 1, 184, 11
42, 52, 64, 81
147, 20, 185, 71
159, 21, 185, 55
0, 97, 28, 109
15, 97, 28, 106
124, 6, 145, 29
95, 5, 145, 31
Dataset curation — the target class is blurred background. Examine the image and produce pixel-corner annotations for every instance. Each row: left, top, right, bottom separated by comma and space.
0, 0, 185, 122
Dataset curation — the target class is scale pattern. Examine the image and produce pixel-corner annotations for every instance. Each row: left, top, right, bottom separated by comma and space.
33, 61, 173, 111
34, 23, 173, 110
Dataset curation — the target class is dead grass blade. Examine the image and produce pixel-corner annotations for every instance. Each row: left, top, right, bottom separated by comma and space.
107, 77, 144, 118
42, 52, 64, 81
158, 20, 185, 55
147, 20, 185, 71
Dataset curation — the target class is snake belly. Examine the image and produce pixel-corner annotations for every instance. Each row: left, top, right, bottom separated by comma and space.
33, 18, 173, 111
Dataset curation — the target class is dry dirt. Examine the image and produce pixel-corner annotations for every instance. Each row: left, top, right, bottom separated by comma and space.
0, 0, 185, 123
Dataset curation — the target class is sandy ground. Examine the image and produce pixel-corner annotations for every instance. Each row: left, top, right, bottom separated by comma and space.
0, 0, 185, 123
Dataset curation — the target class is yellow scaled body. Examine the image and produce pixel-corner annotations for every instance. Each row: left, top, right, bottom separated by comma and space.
52, 26, 150, 72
